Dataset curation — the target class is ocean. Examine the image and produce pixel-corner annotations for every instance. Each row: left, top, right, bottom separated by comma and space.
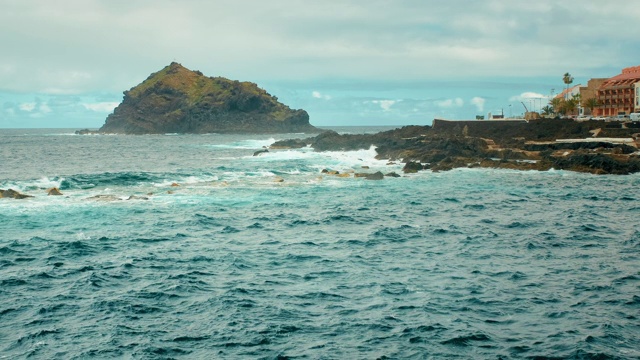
1, 127, 639, 359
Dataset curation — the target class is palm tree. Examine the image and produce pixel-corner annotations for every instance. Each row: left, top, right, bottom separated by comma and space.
564, 98, 578, 115
563, 72, 574, 100
549, 97, 563, 115
541, 105, 554, 116
571, 93, 581, 102
582, 98, 600, 115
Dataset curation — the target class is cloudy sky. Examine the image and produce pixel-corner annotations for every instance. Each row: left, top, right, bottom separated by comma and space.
1, 0, 639, 128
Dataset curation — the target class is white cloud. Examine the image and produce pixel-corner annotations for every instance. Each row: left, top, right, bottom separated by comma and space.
312, 91, 331, 100
371, 99, 398, 111
19, 102, 36, 112
435, 98, 464, 108
471, 97, 485, 112
82, 102, 119, 112
1, 0, 638, 95
509, 92, 548, 102
39, 103, 52, 113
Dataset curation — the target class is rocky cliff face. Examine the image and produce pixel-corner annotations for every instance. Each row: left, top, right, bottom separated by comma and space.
99, 62, 319, 134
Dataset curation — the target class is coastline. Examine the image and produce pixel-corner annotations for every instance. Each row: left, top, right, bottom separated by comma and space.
271, 118, 640, 175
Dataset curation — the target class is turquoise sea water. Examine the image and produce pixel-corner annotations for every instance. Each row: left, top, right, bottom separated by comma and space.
1, 128, 639, 359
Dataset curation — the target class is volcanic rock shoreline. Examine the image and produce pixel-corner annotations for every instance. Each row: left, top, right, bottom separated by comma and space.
271, 119, 640, 175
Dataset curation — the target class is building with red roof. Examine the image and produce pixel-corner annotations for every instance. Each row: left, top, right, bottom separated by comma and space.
595, 65, 640, 117
555, 84, 582, 101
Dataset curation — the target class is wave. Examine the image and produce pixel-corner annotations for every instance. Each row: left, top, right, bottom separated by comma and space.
1, 171, 223, 192
248, 145, 398, 176
208, 138, 276, 149
441, 332, 492, 347
0, 176, 64, 192
59, 172, 159, 190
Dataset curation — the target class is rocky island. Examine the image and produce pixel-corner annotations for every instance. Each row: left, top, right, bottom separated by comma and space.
271, 118, 640, 175
95, 62, 319, 134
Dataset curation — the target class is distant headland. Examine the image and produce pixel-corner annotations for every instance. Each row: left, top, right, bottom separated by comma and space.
86, 62, 319, 134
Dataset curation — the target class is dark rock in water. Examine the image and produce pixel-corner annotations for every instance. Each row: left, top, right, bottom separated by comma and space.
551, 151, 640, 175
47, 187, 63, 196
86, 194, 121, 201
365, 171, 385, 180
126, 195, 149, 201
304, 130, 377, 152
403, 161, 426, 173
253, 149, 269, 156
385, 172, 401, 178
98, 62, 320, 134
0, 189, 33, 199
75, 129, 98, 135
269, 138, 309, 149
430, 157, 474, 172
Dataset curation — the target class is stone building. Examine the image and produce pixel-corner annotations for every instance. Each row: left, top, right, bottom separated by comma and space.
579, 78, 606, 115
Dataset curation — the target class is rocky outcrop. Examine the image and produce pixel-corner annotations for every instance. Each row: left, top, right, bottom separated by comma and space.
0, 189, 33, 199
551, 151, 640, 175
402, 161, 428, 173
86, 194, 150, 201
98, 62, 320, 134
271, 122, 640, 175
47, 187, 63, 196
75, 129, 98, 135
365, 171, 384, 180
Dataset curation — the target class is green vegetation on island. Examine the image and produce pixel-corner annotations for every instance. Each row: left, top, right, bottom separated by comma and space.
97, 62, 319, 134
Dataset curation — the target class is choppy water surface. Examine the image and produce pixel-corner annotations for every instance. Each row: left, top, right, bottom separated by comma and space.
1, 128, 639, 359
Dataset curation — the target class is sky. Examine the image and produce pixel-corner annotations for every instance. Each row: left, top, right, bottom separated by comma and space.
1, 0, 640, 128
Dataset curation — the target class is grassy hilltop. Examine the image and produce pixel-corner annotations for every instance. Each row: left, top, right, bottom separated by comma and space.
99, 62, 318, 134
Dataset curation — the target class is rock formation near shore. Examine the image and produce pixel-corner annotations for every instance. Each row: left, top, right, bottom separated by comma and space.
271, 119, 640, 175
0, 189, 33, 199
98, 62, 319, 134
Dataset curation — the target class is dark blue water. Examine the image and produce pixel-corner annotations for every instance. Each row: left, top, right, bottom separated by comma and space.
1, 129, 639, 359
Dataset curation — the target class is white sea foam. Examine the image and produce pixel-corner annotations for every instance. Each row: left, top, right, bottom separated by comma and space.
246, 145, 403, 178
245, 171, 278, 177
0, 176, 64, 192
309, 146, 398, 173
209, 138, 276, 149
253, 145, 384, 165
